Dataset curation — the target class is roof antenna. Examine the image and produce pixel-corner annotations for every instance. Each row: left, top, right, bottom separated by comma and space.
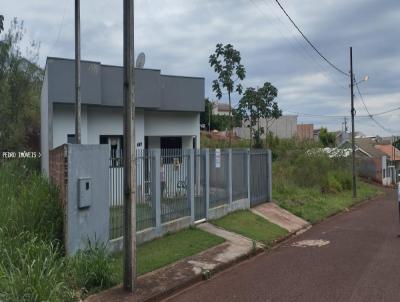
135, 52, 145, 68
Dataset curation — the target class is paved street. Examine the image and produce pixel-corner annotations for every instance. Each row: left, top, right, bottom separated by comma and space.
164, 189, 400, 302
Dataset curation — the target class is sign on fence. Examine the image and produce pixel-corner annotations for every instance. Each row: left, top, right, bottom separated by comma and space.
215, 149, 221, 168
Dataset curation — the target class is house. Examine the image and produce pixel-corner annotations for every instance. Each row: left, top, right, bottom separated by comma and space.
339, 138, 393, 186
40, 57, 205, 174
235, 115, 298, 140
375, 144, 400, 183
212, 102, 231, 116
296, 124, 314, 140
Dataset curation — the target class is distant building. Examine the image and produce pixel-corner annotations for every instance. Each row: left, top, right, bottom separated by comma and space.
235, 115, 298, 139
296, 124, 314, 140
212, 102, 231, 116
339, 137, 395, 186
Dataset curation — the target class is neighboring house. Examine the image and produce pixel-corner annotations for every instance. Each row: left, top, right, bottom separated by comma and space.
212, 102, 231, 116
235, 115, 298, 140
375, 144, 400, 182
339, 138, 393, 186
296, 124, 314, 140
41, 57, 205, 174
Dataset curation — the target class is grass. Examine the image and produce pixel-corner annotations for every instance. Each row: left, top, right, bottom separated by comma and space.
211, 210, 288, 246
112, 227, 225, 279
274, 180, 383, 224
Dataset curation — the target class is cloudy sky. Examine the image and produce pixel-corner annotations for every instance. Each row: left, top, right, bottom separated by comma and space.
3, 0, 400, 136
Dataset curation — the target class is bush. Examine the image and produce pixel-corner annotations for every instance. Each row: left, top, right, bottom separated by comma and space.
0, 230, 74, 302
67, 241, 118, 297
0, 160, 63, 243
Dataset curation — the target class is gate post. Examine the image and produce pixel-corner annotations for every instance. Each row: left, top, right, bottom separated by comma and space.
189, 149, 195, 224
247, 149, 251, 204
152, 149, 161, 228
228, 149, 233, 209
205, 149, 210, 219
266, 150, 272, 202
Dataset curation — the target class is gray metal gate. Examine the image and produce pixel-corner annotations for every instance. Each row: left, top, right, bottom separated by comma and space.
250, 150, 271, 207
194, 150, 206, 221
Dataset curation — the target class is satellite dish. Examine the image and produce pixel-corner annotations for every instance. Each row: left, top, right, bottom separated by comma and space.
135, 52, 146, 68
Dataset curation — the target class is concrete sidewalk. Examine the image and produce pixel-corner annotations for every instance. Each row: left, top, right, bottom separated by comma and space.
85, 223, 265, 302
251, 202, 311, 234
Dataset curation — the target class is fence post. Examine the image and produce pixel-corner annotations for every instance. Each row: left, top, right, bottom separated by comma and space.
267, 150, 272, 202
228, 149, 233, 209
247, 149, 251, 205
205, 149, 210, 219
189, 149, 195, 224
152, 149, 161, 228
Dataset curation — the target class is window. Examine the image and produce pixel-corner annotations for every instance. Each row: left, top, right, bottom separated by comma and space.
99, 135, 123, 160
67, 134, 75, 144
160, 137, 182, 164
160, 137, 182, 149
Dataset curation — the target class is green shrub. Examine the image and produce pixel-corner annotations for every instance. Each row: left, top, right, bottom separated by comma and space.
0, 160, 63, 243
0, 230, 74, 302
67, 241, 118, 297
321, 173, 343, 194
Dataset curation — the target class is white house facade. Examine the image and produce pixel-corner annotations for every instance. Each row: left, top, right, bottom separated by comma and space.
41, 57, 204, 174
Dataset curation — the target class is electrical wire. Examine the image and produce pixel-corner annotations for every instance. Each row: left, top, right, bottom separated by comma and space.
48, 0, 69, 57
273, 0, 349, 77
354, 80, 400, 134
248, 0, 347, 89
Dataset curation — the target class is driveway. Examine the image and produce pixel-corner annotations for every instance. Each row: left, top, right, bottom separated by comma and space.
164, 189, 400, 302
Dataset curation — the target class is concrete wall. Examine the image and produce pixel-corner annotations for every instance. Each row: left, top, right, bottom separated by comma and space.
46, 57, 205, 112
237, 115, 298, 140
51, 105, 199, 150
66, 144, 110, 255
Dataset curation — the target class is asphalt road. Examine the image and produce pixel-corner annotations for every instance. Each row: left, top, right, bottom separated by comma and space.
164, 189, 400, 302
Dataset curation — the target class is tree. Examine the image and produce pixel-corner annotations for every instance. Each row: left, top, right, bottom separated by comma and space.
200, 98, 213, 131
0, 15, 4, 33
209, 43, 245, 146
319, 128, 336, 147
237, 82, 281, 149
0, 18, 43, 151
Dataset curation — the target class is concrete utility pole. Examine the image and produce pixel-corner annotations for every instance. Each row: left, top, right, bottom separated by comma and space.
350, 47, 357, 198
75, 0, 81, 144
123, 0, 137, 292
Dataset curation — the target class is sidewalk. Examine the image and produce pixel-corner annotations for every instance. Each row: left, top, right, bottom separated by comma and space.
85, 223, 265, 302
85, 203, 309, 302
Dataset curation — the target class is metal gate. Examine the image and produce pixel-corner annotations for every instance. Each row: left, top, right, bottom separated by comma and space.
250, 150, 270, 207
194, 150, 206, 221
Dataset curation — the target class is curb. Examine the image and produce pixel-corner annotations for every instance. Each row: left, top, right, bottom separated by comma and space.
143, 245, 264, 302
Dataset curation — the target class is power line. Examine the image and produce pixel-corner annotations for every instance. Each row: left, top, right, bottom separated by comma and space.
48, 0, 69, 56
273, 0, 349, 77
248, 0, 347, 89
354, 80, 400, 134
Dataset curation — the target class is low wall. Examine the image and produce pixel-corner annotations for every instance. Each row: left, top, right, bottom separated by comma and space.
207, 198, 250, 220
108, 216, 191, 253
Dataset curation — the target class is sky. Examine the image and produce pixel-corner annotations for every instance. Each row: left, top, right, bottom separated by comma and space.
2, 0, 400, 136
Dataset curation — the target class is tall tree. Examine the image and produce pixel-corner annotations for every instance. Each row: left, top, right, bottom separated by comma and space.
0, 18, 43, 151
0, 15, 4, 33
237, 82, 281, 149
209, 43, 245, 146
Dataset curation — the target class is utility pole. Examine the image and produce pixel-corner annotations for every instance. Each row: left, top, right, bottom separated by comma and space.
123, 0, 136, 292
75, 0, 81, 144
350, 47, 356, 198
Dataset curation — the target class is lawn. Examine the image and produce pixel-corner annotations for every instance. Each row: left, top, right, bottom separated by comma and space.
274, 181, 383, 224
112, 227, 225, 278
211, 210, 288, 246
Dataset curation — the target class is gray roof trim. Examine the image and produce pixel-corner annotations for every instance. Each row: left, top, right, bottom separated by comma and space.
45, 57, 205, 112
